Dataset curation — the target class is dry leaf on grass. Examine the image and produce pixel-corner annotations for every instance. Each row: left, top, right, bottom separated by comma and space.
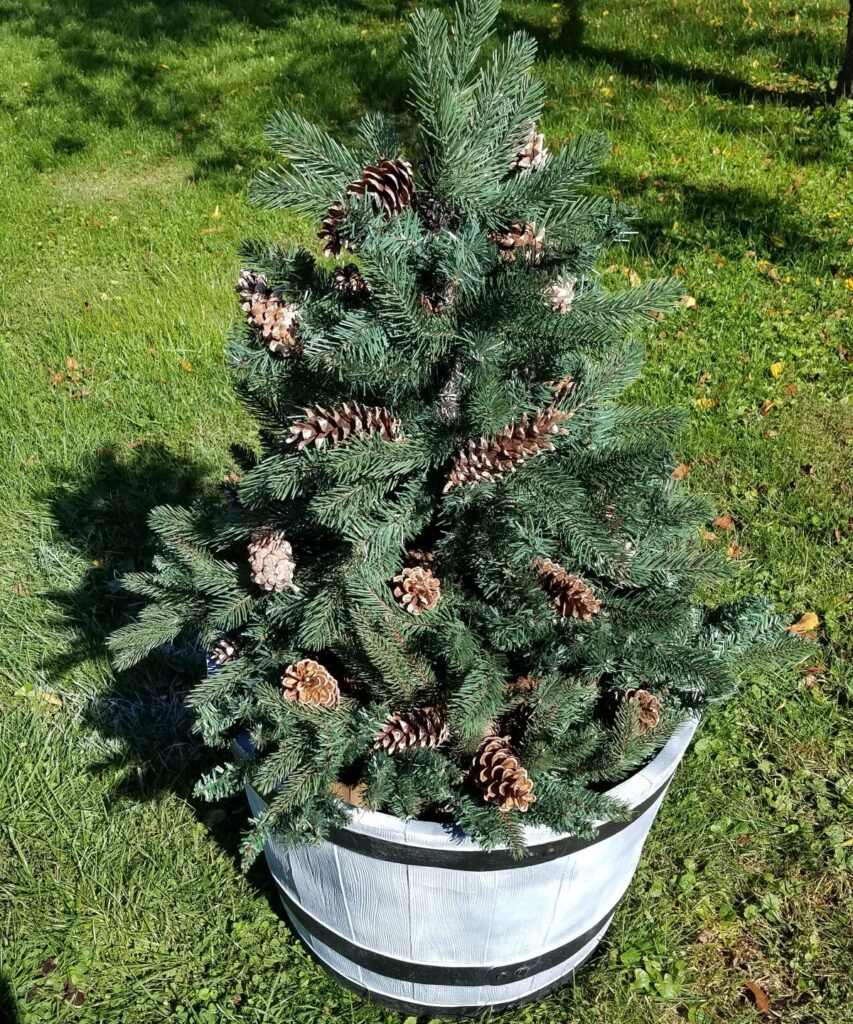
671, 462, 692, 479
743, 980, 771, 1015
769, 360, 785, 378
787, 611, 819, 635
713, 514, 735, 530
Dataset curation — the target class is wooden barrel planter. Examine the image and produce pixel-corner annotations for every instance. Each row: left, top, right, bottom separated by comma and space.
236, 717, 699, 1017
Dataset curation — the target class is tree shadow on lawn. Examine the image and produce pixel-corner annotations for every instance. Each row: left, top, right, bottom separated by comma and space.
44, 442, 282, 905
502, 3, 827, 108
5, 0, 412, 179
0, 972, 23, 1024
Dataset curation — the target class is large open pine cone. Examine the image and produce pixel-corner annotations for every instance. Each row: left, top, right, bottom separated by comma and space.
287, 402, 402, 450
512, 129, 548, 173
625, 688, 661, 734
473, 735, 536, 813
443, 408, 569, 492
533, 557, 601, 620
248, 527, 296, 592
319, 157, 414, 256
236, 270, 300, 355
281, 659, 340, 708
392, 566, 441, 615
373, 706, 449, 754
490, 221, 544, 263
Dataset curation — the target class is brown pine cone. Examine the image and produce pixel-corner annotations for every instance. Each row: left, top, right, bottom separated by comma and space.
332, 263, 372, 297
209, 636, 242, 666
443, 408, 569, 492
508, 674, 543, 694
281, 659, 340, 708
405, 549, 436, 567
473, 735, 536, 813
542, 376, 577, 406
533, 557, 601, 620
319, 158, 415, 256
625, 689, 661, 734
248, 527, 296, 592
236, 270, 301, 355
318, 200, 351, 258
287, 402, 402, 450
512, 129, 548, 173
420, 280, 456, 316
490, 221, 544, 264
373, 706, 449, 754
546, 275, 577, 313
392, 566, 441, 615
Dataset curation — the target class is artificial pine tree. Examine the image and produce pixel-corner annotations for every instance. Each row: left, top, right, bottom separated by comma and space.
109, 0, 804, 863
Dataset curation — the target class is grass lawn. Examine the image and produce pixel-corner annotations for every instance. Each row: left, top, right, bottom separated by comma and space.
1, 0, 851, 1021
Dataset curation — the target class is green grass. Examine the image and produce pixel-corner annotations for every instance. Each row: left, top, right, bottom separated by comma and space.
1, 0, 851, 1021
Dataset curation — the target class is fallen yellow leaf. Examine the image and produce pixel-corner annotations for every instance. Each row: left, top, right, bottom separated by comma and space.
787, 611, 819, 635
694, 397, 717, 411
181, 358, 194, 372
678, 294, 697, 309
769, 360, 785, 378
760, 398, 776, 415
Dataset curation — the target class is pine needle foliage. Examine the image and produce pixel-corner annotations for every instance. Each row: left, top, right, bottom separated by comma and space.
108, 0, 806, 864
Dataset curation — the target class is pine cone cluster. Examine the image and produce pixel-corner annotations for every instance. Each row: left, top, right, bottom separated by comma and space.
473, 735, 536, 813
533, 557, 601, 620
443, 408, 569, 492
393, 565, 441, 615
546, 275, 577, 313
287, 402, 402, 450
544, 376, 577, 406
281, 659, 341, 708
248, 527, 296, 592
209, 636, 242, 666
373, 706, 449, 753
490, 221, 544, 263
332, 263, 372, 298
512, 129, 548, 173
319, 157, 415, 257
405, 548, 436, 568
236, 270, 300, 355
625, 688, 661, 734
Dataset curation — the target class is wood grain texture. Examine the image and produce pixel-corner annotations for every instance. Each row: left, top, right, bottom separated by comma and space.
251, 718, 699, 1011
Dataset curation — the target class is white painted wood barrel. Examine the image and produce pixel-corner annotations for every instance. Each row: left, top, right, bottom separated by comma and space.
235, 717, 699, 1016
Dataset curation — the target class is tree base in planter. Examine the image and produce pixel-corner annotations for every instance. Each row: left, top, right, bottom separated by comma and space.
236, 718, 699, 1016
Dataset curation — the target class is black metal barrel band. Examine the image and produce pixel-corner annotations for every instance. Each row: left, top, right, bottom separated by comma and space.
327, 771, 676, 871
280, 886, 616, 988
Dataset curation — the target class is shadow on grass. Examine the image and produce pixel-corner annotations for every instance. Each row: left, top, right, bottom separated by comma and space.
0, 972, 22, 1024
44, 442, 278, 899
502, 4, 827, 107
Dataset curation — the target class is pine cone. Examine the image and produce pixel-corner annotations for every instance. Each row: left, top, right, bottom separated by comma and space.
546, 275, 577, 313
512, 129, 548, 173
373, 706, 449, 754
248, 527, 296, 592
625, 688, 661, 735
443, 408, 569, 492
319, 158, 415, 256
420, 280, 456, 316
414, 193, 457, 233
473, 735, 536, 813
209, 636, 242, 666
490, 221, 544, 264
318, 201, 351, 258
543, 376, 577, 406
405, 548, 436, 567
533, 557, 601, 620
392, 565, 441, 615
281, 659, 340, 707
236, 270, 300, 355
508, 674, 543, 694
332, 263, 372, 297
287, 402, 402, 450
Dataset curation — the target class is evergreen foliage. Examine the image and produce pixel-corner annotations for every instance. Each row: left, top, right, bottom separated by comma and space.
108, 0, 805, 862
